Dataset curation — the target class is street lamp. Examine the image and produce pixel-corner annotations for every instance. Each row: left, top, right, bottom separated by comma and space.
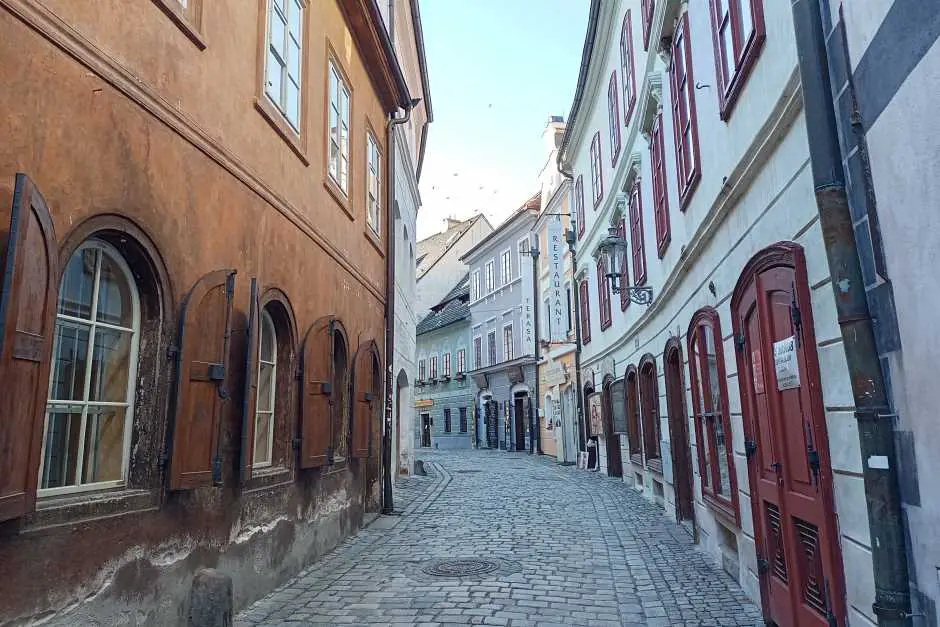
597, 227, 654, 306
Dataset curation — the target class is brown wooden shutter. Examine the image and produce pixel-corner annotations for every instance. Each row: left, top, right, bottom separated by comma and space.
351, 342, 375, 459
0, 174, 58, 522
300, 316, 333, 468
168, 269, 236, 490
579, 280, 591, 344
239, 278, 259, 483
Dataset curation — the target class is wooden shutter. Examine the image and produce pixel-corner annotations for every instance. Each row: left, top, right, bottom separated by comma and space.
617, 218, 630, 310
168, 269, 236, 490
0, 174, 58, 522
629, 181, 647, 285
579, 280, 591, 344
351, 342, 376, 459
239, 278, 260, 483
301, 316, 334, 467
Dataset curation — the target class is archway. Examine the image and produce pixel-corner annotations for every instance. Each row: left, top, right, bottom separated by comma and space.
395, 369, 408, 474
663, 336, 694, 532
602, 375, 623, 477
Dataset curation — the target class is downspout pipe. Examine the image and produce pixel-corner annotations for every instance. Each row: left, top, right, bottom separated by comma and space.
531, 243, 541, 455
791, 1, 911, 624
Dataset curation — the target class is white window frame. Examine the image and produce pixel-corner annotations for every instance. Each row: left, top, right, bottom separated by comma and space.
472, 336, 482, 369
429, 355, 438, 379
418, 359, 426, 380
517, 237, 531, 277
366, 132, 381, 235
484, 260, 495, 293
471, 269, 482, 301
500, 248, 512, 285
443, 352, 451, 377
40, 240, 141, 496
502, 323, 514, 362
253, 308, 277, 469
487, 330, 497, 366
457, 348, 466, 373
264, 0, 303, 130
328, 60, 351, 194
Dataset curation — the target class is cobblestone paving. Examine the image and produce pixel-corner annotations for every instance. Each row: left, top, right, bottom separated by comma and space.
237, 450, 763, 626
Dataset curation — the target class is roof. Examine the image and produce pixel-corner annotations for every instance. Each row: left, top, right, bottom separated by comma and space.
558, 0, 601, 170
459, 192, 542, 261
416, 274, 470, 335
416, 215, 486, 279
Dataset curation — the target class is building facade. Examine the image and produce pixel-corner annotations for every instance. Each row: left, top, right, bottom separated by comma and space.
561, 1, 882, 625
416, 215, 493, 320
463, 200, 540, 453
0, 0, 409, 622
414, 275, 474, 450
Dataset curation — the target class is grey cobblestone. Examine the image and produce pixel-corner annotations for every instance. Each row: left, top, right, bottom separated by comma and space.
236, 451, 763, 626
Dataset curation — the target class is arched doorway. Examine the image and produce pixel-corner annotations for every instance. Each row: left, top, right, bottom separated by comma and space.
731, 242, 846, 627
510, 384, 530, 452
638, 355, 661, 475
602, 376, 624, 477
663, 337, 695, 532
395, 369, 408, 474
584, 381, 597, 470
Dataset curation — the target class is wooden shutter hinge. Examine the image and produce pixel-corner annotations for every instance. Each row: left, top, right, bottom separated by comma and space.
225, 272, 236, 298
734, 333, 745, 352
756, 557, 769, 575
291, 437, 301, 450
211, 455, 223, 486
744, 439, 757, 458
320, 381, 332, 395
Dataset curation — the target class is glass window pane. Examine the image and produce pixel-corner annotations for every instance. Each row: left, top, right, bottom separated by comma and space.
714, 416, 730, 495
705, 328, 723, 413
40, 409, 82, 488
266, 49, 283, 103
286, 79, 300, 128
260, 311, 276, 362
721, 24, 734, 78
701, 416, 713, 489
82, 407, 127, 483
329, 138, 339, 180
258, 361, 275, 412
288, 0, 302, 37
738, 0, 754, 46
270, 8, 286, 57
340, 154, 348, 192
254, 413, 273, 465
58, 248, 96, 320
88, 328, 132, 403
287, 39, 301, 83
50, 322, 90, 401
96, 250, 134, 327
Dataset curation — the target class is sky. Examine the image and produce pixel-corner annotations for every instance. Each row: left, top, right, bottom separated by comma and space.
415, 0, 590, 240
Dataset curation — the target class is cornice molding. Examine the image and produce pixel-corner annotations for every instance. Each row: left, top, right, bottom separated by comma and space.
1, 0, 386, 304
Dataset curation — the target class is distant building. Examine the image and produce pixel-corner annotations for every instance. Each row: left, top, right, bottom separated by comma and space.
462, 196, 540, 452
416, 215, 493, 319
414, 275, 474, 450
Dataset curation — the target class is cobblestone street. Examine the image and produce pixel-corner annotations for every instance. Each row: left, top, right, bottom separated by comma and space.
236, 451, 762, 626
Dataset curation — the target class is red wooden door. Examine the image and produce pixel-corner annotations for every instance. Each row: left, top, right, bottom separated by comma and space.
733, 246, 845, 627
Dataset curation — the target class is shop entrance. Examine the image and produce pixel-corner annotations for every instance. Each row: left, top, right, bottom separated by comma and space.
420, 413, 431, 448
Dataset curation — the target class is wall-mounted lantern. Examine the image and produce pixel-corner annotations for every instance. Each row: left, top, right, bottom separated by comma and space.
597, 227, 654, 306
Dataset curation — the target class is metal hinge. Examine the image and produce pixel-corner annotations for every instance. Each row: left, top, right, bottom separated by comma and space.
363, 391, 374, 402
208, 363, 225, 381
291, 437, 301, 450
734, 333, 746, 352
744, 440, 757, 458
211, 455, 223, 486
326, 446, 334, 465
167, 345, 179, 360
757, 557, 769, 575
225, 272, 236, 298
320, 381, 332, 395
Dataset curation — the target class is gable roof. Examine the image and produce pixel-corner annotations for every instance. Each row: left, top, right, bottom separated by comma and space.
416, 214, 488, 280
458, 191, 541, 262
416, 273, 470, 335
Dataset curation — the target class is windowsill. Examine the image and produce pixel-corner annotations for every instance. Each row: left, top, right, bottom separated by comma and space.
324, 177, 354, 220
245, 465, 292, 492
26, 488, 156, 532
629, 453, 643, 467
364, 226, 385, 257
152, 0, 206, 50
646, 457, 663, 475
657, 233, 671, 259
678, 172, 701, 212
254, 97, 309, 165
718, 33, 766, 122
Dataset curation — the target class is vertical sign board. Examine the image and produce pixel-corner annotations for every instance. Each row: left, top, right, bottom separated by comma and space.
588, 392, 603, 437
520, 234, 536, 356
773, 336, 800, 390
546, 216, 567, 342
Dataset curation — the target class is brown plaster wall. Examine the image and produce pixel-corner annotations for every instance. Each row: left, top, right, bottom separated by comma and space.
0, 0, 390, 622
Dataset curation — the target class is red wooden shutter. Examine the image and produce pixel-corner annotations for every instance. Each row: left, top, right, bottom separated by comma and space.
239, 278, 260, 483
301, 316, 334, 467
168, 269, 236, 489
351, 342, 375, 459
0, 174, 58, 522
617, 218, 630, 311
576, 176, 585, 238
651, 114, 671, 256
629, 181, 647, 285
579, 280, 591, 345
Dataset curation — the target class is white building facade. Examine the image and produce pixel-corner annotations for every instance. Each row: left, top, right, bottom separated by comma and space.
561, 1, 881, 625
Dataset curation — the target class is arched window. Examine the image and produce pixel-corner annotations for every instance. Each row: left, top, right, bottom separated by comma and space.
253, 309, 277, 467
625, 366, 643, 464
639, 355, 661, 472
688, 307, 738, 521
42, 241, 140, 493
332, 329, 350, 461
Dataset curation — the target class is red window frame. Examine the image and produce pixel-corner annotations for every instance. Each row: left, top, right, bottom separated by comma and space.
597, 258, 612, 330
575, 175, 585, 239
708, 0, 766, 120
670, 12, 701, 209
687, 307, 740, 525
640, 0, 654, 51
443, 352, 451, 376
620, 10, 637, 125
649, 112, 670, 258
628, 178, 647, 286
617, 217, 630, 311
607, 72, 621, 167
456, 349, 465, 373
579, 279, 591, 345
590, 132, 604, 209
473, 336, 482, 369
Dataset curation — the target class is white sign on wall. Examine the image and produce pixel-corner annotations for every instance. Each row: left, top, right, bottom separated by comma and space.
546, 216, 567, 342
773, 336, 800, 391
520, 236, 536, 356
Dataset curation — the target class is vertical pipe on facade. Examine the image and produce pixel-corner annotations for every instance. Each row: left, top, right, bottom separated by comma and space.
531, 243, 541, 455
791, 1, 911, 623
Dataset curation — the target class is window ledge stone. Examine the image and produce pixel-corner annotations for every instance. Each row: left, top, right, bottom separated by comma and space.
26, 488, 156, 532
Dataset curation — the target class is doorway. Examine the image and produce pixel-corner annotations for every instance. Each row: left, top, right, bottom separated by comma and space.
732, 242, 846, 627
603, 377, 624, 477
512, 393, 528, 452
420, 413, 431, 448
663, 339, 695, 532
485, 400, 499, 449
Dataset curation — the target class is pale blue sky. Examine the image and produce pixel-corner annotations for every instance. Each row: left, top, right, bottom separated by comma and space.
416, 0, 590, 239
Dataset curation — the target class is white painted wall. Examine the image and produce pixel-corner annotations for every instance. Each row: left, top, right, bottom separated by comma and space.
415, 218, 493, 320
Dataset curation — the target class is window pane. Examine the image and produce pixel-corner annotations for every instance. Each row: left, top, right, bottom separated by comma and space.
258, 361, 275, 412
286, 79, 300, 128
266, 48, 283, 103
287, 39, 301, 83
50, 322, 89, 401
720, 23, 734, 79
701, 416, 713, 489
88, 328, 132, 403
714, 415, 731, 495
58, 248, 96, 320
738, 0, 754, 47
40, 409, 82, 488
96, 251, 134, 327
270, 8, 286, 57
260, 311, 276, 362
287, 0, 302, 38
254, 413, 273, 465
705, 327, 723, 413
82, 407, 126, 483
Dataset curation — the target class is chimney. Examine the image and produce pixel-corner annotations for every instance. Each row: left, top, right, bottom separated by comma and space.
542, 115, 566, 152
445, 217, 465, 230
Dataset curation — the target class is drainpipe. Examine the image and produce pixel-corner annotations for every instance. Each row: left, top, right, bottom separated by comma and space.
530, 242, 541, 455
791, 1, 911, 624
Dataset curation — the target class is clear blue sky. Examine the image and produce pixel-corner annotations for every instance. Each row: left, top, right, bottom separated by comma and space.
416, 0, 589, 239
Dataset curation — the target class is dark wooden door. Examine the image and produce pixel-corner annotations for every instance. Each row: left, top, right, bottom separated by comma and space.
664, 347, 694, 522
514, 397, 527, 451
485, 401, 498, 448
421, 413, 431, 447
734, 251, 845, 627
604, 381, 623, 477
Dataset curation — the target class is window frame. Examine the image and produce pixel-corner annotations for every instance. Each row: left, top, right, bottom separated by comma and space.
638, 355, 661, 473
487, 330, 497, 366
152, 0, 206, 49
620, 10, 637, 125
500, 248, 513, 285
597, 258, 612, 330
471, 269, 481, 301
429, 355, 438, 379
253, 308, 278, 469
579, 279, 592, 345
708, 0, 766, 120
484, 261, 495, 293
456, 348, 466, 374
617, 217, 631, 311
473, 336, 482, 369
590, 132, 604, 209
40, 240, 142, 496
575, 175, 586, 239
641, 0, 654, 51
442, 352, 451, 377
607, 72, 622, 167
687, 307, 740, 524
670, 12, 701, 210
418, 359, 426, 381
459, 407, 468, 433
628, 178, 647, 286
326, 57, 352, 199
650, 112, 671, 258
517, 237, 530, 278
263, 0, 304, 132
366, 130, 382, 237
502, 323, 514, 362
443, 408, 452, 433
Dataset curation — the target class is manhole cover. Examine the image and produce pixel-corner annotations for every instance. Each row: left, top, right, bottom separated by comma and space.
422, 558, 500, 578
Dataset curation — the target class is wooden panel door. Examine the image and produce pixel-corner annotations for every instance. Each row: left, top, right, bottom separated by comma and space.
604, 380, 623, 477
351, 342, 376, 459
664, 346, 694, 522
300, 317, 334, 468
0, 174, 58, 521
734, 247, 846, 627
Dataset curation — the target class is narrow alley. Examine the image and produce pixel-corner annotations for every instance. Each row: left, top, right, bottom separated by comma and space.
236, 451, 763, 626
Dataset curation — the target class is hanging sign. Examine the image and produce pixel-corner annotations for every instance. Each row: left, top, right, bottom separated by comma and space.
773, 336, 801, 391
546, 216, 567, 342
520, 236, 536, 356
